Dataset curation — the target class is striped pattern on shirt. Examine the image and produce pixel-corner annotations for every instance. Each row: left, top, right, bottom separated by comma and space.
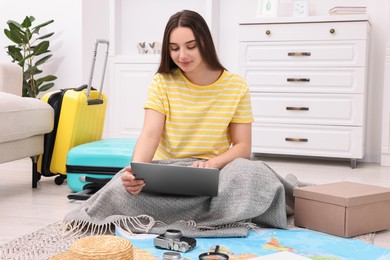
144, 69, 254, 160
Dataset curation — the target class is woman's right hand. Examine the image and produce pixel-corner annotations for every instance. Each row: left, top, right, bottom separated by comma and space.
121, 166, 145, 195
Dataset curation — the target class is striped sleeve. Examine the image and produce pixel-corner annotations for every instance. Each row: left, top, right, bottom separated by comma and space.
231, 80, 254, 124
144, 74, 166, 115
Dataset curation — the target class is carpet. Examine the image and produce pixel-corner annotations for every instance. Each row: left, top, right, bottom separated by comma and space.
0, 218, 381, 260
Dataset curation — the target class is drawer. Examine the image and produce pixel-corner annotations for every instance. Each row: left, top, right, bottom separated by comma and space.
239, 21, 369, 42
242, 67, 366, 94
252, 123, 364, 159
239, 41, 367, 67
251, 93, 364, 125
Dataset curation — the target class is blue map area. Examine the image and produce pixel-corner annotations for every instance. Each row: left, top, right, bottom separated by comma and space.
116, 227, 390, 260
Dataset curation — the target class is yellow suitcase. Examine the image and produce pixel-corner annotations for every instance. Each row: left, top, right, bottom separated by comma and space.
36, 39, 109, 187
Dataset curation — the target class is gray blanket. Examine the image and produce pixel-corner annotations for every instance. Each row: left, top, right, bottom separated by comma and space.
63, 158, 301, 238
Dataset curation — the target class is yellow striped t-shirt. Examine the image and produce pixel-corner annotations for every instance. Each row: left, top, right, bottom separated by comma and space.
144, 69, 254, 160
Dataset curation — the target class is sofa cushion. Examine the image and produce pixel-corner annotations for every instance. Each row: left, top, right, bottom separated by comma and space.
0, 135, 44, 163
0, 92, 54, 143
0, 62, 22, 96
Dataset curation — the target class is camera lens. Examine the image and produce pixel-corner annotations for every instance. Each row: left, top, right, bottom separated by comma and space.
164, 229, 182, 240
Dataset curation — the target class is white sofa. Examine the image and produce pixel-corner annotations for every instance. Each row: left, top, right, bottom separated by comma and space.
0, 62, 54, 188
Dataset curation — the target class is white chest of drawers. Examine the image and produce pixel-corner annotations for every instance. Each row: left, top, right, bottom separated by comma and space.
239, 16, 370, 167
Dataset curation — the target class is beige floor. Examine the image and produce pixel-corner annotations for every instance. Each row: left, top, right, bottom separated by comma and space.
0, 156, 389, 250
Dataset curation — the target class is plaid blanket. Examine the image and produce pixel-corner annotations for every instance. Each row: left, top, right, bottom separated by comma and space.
63, 158, 301, 237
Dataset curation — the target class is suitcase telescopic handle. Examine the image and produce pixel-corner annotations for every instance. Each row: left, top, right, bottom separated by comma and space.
86, 39, 110, 105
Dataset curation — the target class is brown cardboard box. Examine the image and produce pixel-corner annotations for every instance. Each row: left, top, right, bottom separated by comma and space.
293, 181, 390, 237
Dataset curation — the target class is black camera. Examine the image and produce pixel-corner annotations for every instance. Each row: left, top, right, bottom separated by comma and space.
153, 229, 196, 253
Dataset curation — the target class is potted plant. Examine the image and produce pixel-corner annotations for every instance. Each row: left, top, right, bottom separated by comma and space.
4, 16, 57, 98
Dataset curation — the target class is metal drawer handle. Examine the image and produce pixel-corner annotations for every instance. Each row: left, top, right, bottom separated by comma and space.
288, 52, 311, 56
265, 30, 271, 35
287, 78, 310, 82
330, 28, 335, 34
286, 107, 309, 111
285, 138, 308, 142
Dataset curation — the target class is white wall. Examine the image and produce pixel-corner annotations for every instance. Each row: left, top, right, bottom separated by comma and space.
0, 0, 83, 96
219, 0, 389, 163
82, 0, 110, 86
1, 0, 388, 163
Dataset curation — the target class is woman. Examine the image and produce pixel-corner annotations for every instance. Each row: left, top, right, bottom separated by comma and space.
64, 10, 299, 239
122, 10, 254, 195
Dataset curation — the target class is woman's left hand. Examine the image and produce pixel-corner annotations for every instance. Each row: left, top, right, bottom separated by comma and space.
191, 160, 218, 169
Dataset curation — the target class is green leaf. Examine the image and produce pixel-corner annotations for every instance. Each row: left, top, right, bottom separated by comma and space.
18, 60, 25, 67
21, 16, 32, 28
7, 45, 23, 53
32, 41, 49, 56
4, 28, 24, 44
36, 75, 57, 87
7, 20, 23, 30
34, 50, 50, 57
23, 71, 30, 81
38, 82, 55, 92
4, 29, 12, 40
25, 28, 32, 41
6, 45, 23, 62
31, 20, 54, 34
24, 66, 42, 77
35, 54, 52, 66
36, 32, 54, 40
7, 22, 23, 33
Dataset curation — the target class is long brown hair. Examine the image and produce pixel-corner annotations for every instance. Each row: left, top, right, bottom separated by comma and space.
157, 10, 225, 73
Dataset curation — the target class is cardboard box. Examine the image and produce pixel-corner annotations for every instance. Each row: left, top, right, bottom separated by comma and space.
293, 181, 390, 237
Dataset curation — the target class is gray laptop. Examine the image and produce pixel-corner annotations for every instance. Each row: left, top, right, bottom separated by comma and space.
130, 162, 220, 196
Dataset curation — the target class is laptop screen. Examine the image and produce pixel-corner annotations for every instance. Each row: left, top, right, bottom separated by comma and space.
130, 162, 220, 196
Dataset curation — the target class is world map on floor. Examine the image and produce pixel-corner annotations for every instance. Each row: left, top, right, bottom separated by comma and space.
115, 227, 390, 260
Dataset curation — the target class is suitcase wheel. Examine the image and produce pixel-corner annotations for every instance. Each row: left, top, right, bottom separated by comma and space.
54, 175, 67, 185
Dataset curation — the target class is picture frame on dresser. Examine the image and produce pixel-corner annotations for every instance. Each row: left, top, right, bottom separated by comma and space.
257, 0, 279, 17
293, 0, 309, 17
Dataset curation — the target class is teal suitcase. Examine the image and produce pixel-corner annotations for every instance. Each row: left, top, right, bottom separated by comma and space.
66, 138, 136, 199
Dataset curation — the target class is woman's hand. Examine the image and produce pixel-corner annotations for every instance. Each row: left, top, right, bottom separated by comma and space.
121, 166, 145, 195
191, 160, 218, 169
